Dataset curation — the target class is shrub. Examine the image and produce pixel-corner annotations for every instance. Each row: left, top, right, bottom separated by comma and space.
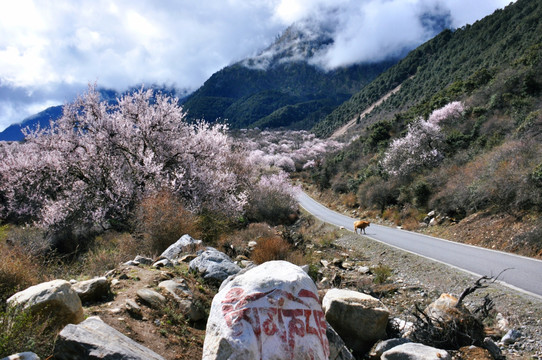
342, 193, 358, 208
413, 180, 432, 208
0, 304, 55, 358
3, 226, 49, 257
0, 242, 42, 303
430, 140, 542, 216
509, 220, 542, 257
358, 176, 399, 213
245, 172, 299, 226
134, 190, 200, 255
196, 210, 238, 245
250, 235, 292, 264
81, 232, 140, 276
218, 223, 275, 258
373, 264, 393, 284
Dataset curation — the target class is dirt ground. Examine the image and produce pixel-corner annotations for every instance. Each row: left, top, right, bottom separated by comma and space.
81, 214, 542, 359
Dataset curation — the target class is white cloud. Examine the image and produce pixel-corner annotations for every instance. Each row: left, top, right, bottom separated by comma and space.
0, 0, 514, 131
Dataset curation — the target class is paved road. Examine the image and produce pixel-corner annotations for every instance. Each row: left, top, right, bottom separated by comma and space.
298, 191, 542, 299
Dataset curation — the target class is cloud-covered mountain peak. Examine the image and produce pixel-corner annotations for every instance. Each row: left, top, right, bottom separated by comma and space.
241, 21, 334, 70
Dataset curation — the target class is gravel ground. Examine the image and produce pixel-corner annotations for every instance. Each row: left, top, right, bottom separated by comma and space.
333, 231, 542, 359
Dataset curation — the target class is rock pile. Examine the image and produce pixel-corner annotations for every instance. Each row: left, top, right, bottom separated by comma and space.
1, 233, 534, 360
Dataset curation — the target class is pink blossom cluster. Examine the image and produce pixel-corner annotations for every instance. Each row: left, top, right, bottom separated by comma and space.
0, 85, 262, 230
427, 101, 464, 125
239, 129, 344, 172
381, 101, 464, 177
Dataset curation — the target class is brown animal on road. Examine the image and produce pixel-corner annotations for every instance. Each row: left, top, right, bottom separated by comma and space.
354, 220, 370, 234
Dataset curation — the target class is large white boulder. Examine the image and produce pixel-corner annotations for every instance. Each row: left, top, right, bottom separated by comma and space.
7, 279, 84, 325
322, 288, 389, 355
203, 261, 329, 360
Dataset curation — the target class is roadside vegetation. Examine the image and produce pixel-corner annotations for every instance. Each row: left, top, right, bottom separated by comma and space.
303, 0, 542, 258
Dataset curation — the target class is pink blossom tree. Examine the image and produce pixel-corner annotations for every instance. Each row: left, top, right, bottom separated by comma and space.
0, 85, 255, 232
381, 101, 464, 177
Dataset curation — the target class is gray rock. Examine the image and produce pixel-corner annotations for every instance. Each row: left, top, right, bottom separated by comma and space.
0, 352, 40, 360
54, 316, 165, 359
7, 279, 84, 325
327, 322, 355, 360
71, 277, 110, 303
160, 234, 202, 261
370, 338, 412, 359
123, 260, 139, 266
134, 255, 153, 265
136, 288, 166, 309
158, 279, 191, 299
322, 288, 389, 355
501, 329, 521, 345
125, 299, 142, 318
189, 247, 241, 283
158, 279, 205, 321
153, 259, 174, 268
381, 343, 450, 360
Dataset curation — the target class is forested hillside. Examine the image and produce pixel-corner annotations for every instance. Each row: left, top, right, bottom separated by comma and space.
182, 24, 399, 130
314, 0, 542, 137
306, 0, 542, 257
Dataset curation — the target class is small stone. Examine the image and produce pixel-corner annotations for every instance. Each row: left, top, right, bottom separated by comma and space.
153, 259, 173, 269
320, 259, 330, 268
136, 289, 165, 309
134, 255, 153, 265
125, 299, 142, 318
502, 329, 521, 345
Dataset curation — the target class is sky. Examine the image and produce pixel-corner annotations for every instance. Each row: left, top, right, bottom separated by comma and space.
0, 0, 513, 131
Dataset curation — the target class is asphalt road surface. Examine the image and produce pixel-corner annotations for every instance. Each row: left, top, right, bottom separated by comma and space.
297, 191, 542, 299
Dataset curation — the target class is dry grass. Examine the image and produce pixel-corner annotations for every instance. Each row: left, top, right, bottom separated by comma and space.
341, 193, 358, 208
0, 242, 43, 303
218, 223, 275, 258
81, 232, 140, 277
135, 190, 200, 255
251, 235, 297, 265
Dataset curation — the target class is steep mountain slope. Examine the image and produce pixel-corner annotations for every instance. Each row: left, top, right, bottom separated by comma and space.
182, 23, 402, 130
314, 0, 542, 137
306, 0, 542, 253
0, 105, 64, 142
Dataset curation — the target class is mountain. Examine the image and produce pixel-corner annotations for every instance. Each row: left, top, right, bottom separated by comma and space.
314, 0, 542, 137
308, 0, 542, 228
181, 22, 404, 130
0, 105, 64, 142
